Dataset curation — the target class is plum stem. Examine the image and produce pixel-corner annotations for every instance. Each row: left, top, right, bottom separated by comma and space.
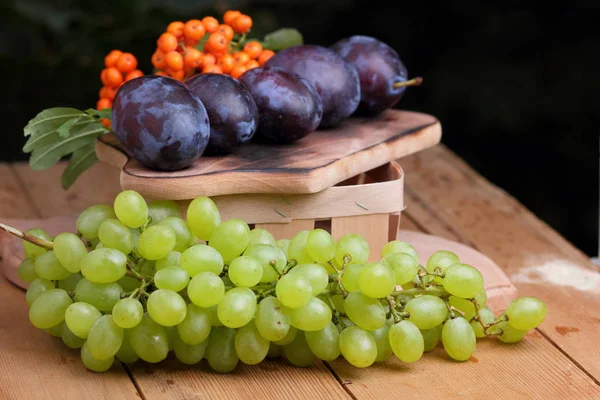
0, 222, 54, 250
393, 77, 423, 89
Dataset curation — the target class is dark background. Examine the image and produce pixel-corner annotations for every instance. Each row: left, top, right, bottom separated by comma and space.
0, 0, 597, 256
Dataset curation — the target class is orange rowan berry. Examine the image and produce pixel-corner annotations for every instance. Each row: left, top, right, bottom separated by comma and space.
101, 118, 111, 129
230, 64, 248, 79
184, 48, 203, 69
97, 98, 112, 110
245, 59, 260, 69
185, 37, 199, 47
104, 50, 122, 68
217, 24, 234, 41
217, 54, 235, 74
202, 16, 219, 33
202, 53, 216, 66
152, 50, 167, 70
157, 32, 178, 53
155, 71, 169, 77
233, 51, 250, 65
205, 33, 229, 55
165, 51, 184, 71
243, 41, 263, 59
102, 67, 124, 88
99, 86, 117, 101
167, 21, 185, 38
116, 53, 138, 73
257, 49, 275, 65
223, 10, 242, 25
169, 69, 186, 81
125, 69, 144, 81
184, 19, 206, 41
231, 15, 252, 34
202, 64, 223, 74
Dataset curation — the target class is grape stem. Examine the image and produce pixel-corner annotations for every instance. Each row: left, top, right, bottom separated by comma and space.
324, 294, 341, 325
470, 297, 509, 336
386, 296, 404, 323
393, 76, 423, 89
328, 260, 340, 273
0, 222, 54, 250
282, 259, 298, 275
126, 262, 153, 281
390, 287, 449, 297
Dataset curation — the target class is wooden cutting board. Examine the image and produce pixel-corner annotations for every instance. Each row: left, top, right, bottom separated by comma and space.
96, 110, 441, 200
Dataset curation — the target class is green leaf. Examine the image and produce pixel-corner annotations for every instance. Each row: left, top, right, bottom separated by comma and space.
29, 121, 106, 171
262, 28, 303, 51
57, 117, 81, 138
24, 107, 86, 137
84, 108, 112, 120
23, 116, 95, 153
61, 143, 98, 189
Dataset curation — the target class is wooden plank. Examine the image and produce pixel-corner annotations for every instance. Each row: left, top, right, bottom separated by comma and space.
131, 358, 351, 400
331, 214, 389, 262
400, 144, 600, 379
328, 331, 600, 399
256, 219, 315, 240
0, 164, 39, 219
97, 110, 441, 199
12, 161, 121, 217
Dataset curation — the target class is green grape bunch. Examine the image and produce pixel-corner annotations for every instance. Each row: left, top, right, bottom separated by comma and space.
3, 189, 548, 373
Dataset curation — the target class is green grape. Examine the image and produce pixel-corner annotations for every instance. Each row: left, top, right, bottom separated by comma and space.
128, 313, 169, 363
305, 321, 340, 361
165, 325, 177, 351
77, 205, 116, 240
321, 262, 336, 274
267, 342, 283, 358
147, 199, 180, 225
421, 325, 443, 352
208, 219, 250, 263
75, 279, 124, 312
506, 296, 547, 330
289, 263, 328, 296
306, 229, 335, 263
65, 302, 102, 339
495, 321, 529, 343
80, 248, 127, 284
228, 256, 263, 287
276, 239, 290, 257
234, 320, 269, 365
209, 305, 223, 327
339, 326, 377, 368
181, 244, 223, 277
61, 323, 85, 349
206, 327, 238, 373
442, 317, 477, 361
112, 298, 144, 328
147, 289, 187, 326
276, 274, 312, 309
116, 275, 140, 292
288, 297, 331, 331
154, 266, 189, 292
86, 314, 124, 360
98, 219, 134, 254
18, 258, 38, 283
217, 287, 256, 328
23, 228, 52, 258
344, 291, 386, 330
34, 251, 71, 281
341, 263, 363, 292
358, 262, 395, 298
389, 320, 424, 362
287, 230, 313, 263
159, 217, 194, 252
382, 252, 419, 285
188, 272, 224, 307
53, 232, 87, 273
116, 331, 139, 363
283, 331, 314, 367
331, 294, 346, 314
138, 259, 156, 277
370, 324, 392, 362
186, 196, 221, 241
248, 228, 276, 246
156, 250, 182, 271
426, 250, 460, 282
449, 290, 488, 319
113, 190, 148, 228
177, 304, 212, 345
138, 224, 176, 260
334, 234, 369, 266
81, 342, 114, 372
29, 289, 72, 329
255, 296, 291, 341
381, 240, 418, 259
274, 326, 298, 345
442, 263, 484, 299
243, 244, 286, 282
58, 272, 83, 292
173, 331, 209, 365
405, 295, 448, 330
44, 322, 63, 337
471, 306, 495, 338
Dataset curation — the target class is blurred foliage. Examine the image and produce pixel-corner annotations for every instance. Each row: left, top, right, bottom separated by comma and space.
0, 0, 598, 255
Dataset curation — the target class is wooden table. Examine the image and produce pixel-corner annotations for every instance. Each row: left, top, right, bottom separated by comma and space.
1, 144, 599, 399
